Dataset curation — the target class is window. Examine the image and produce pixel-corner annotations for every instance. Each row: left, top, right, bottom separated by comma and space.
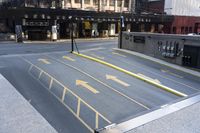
93, 0, 98, 5
189, 27, 193, 33
103, 0, 107, 6
85, 0, 90, 4
66, 0, 71, 3
75, 0, 80, 3
172, 26, 176, 34
185, 27, 188, 34
181, 27, 184, 34
117, 0, 121, 7
109, 0, 114, 6
124, 0, 129, 7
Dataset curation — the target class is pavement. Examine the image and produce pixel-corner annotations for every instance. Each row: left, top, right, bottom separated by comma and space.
97, 93, 200, 133
0, 74, 57, 133
128, 100, 200, 133
0, 39, 200, 133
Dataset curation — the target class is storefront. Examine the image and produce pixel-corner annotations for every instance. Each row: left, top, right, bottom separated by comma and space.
0, 7, 174, 40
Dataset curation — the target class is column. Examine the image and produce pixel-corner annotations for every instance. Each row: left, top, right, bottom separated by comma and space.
128, 0, 133, 12
90, 0, 93, 6
98, 0, 102, 11
114, 0, 117, 12
71, 0, 74, 8
81, 0, 85, 9
121, 0, 124, 12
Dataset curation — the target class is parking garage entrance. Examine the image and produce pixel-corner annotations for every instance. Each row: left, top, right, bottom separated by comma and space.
183, 45, 200, 69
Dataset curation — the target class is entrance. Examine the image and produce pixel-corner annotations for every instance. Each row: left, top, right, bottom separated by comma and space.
28, 30, 47, 40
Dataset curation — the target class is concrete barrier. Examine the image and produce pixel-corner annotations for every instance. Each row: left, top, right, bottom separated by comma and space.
120, 32, 200, 69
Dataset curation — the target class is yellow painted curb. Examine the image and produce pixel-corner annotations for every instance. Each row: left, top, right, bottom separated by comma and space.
73, 52, 188, 97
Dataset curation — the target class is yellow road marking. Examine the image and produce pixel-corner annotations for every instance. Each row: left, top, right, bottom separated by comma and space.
38, 58, 51, 64
76, 80, 99, 94
22, 57, 111, 132
38, 71, 43, 79
49, 78, 53, 89
95, 113, 99, 129
47, 55, 150, 110
28, 64, 33, 72
73, 52, 188, 97
62, 88, 67, 102
77, 98, 81, 116
62, 56, 75, 62
137, 73, 161, 84
112, 52, 126, 57
106, 74, 130, 87
90, 54, 105, 60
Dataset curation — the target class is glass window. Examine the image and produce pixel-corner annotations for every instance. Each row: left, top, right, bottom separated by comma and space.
109, 0, 114, 6
75, 0, 80, 3
181, 27, 184, 34
172, 26, 176, 34
124, 0, 129, 7
66, 0, 71, 3
189, 27, 193, 33
85, 0, 90, 4
117, 0, 121, 7
185, 27, 188, 34
93, 0, 98, 5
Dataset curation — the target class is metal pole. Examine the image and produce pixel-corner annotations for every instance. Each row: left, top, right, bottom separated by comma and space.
71, 18, 74, 53
119, 16, 124, 49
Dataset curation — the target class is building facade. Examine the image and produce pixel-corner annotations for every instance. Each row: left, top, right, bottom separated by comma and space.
164, 0, 200, 17
0, 0, 173, 40
143, 0, 200, 35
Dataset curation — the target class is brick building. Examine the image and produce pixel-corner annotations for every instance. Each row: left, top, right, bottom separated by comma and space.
147, 0, 200, 35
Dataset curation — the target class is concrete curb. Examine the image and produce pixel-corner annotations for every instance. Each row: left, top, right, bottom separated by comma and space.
73, 52, 187, 97
23, 37, 117, 44
113, 48, 200, 78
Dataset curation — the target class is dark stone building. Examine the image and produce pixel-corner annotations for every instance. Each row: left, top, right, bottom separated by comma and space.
0, 0, 173, 40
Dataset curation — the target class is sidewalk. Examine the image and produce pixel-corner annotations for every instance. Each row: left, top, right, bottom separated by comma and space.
96, 94, 200, 133
0, 74, 57, 133
113, 48, 200, 78
129, 100, 200, 133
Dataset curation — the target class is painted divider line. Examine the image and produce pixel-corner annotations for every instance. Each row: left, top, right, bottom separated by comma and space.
22, 57, 111, 132
112, 52, 126, 57
38, 58, 51, 64
62, 56, 76, 62
73, 52, 188, 97
106, 50, 199, 92
46, 55, 150, 110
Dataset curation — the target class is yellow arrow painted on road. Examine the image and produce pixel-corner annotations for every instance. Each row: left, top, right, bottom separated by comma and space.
90, 54, 105, 60
106, 74, 130, 87
38, 58, 51, 64
76, 80, 99, 94
137, 73, 161, 84
112, 52, 126, 57
63, 56, 75, 61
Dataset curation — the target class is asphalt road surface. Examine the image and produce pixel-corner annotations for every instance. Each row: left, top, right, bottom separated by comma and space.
0, 39, 200, 133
